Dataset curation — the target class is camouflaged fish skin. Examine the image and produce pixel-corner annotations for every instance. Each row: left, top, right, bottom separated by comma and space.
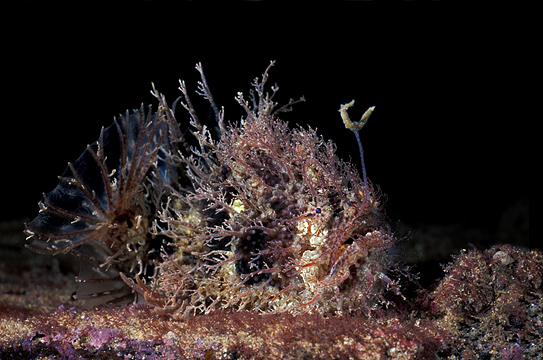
26, 62, 399, 316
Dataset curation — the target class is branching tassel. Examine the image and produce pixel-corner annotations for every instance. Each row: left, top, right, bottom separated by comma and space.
339, 100, 375, 186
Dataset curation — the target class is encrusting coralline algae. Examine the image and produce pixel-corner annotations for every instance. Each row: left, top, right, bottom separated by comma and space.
24, 61, 403, 318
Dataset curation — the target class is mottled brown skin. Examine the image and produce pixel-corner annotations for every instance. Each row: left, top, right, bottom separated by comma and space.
127, 62, 399, 317
25, 62, 400, 317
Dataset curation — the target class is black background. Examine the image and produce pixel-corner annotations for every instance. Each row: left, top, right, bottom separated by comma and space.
5, 5, 529, 251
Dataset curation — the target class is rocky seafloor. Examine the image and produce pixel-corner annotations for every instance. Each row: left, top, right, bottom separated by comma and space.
1, 209, 539, 360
